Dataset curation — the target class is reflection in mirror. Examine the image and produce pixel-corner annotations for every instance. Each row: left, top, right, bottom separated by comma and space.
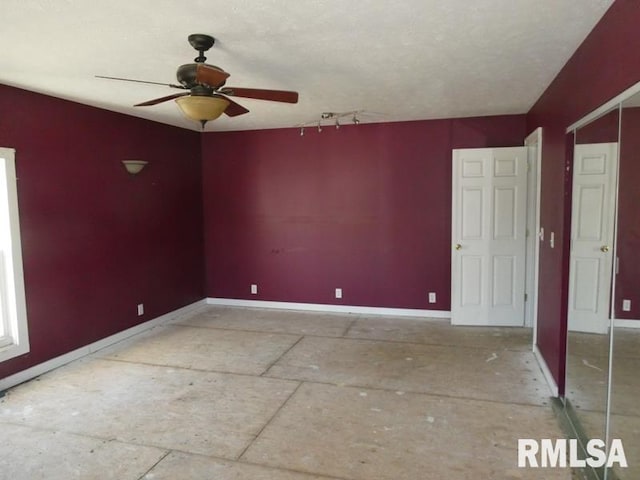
608, 90, 640, 480
565, 106, 619, 479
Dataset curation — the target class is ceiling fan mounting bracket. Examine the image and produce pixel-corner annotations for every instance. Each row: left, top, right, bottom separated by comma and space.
188, 34, 215, 63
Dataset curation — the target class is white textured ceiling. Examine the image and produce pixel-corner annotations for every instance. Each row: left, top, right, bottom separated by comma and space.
0, 0, 613, 132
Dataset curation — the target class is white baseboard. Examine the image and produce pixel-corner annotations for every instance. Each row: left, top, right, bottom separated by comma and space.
533, 344, 559, 398
0, 299, 207, 393
206, 298, 451, 319
613, 318, 640, 328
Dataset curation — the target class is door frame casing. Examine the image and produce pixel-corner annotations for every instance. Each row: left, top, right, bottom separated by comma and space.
524, 128, 542, 343
524, 128, 557, 395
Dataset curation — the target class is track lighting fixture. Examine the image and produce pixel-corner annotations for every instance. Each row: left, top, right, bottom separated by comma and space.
296, 110, 372, 136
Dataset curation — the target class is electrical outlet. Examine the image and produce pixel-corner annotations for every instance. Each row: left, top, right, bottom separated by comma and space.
550, 231, 555, 249
428, 292, 436, 303
251, 284, 258, 295
623, 299, 631, 312
335, 288, 342, 299
137, 303, 144, 316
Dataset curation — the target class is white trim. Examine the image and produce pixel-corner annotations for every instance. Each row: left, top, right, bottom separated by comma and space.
604, 107, 624, 457
611, 109, 623, 329
206, 298, 452, 319
0, 147, 29, 363
605, 319, 615, 456
567, 79, 640, 132
0, 299, 207, 393
524, 128, 542, 343
613, 318, 640, 328
533, 344, 559, 397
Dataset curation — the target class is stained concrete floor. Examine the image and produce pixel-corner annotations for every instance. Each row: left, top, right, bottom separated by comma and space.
0, 306, 571, 479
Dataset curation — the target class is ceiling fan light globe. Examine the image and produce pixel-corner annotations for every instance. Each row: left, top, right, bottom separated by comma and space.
175, 95, 230, 123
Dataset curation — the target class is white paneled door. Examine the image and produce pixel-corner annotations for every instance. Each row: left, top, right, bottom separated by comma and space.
568, 143, 618, 334
451, 147, 528, 326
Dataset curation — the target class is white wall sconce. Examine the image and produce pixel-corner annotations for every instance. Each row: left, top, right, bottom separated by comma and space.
122, 160, 148, 175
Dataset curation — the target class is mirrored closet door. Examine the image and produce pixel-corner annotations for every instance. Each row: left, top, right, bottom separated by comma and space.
564, 80, 640, 480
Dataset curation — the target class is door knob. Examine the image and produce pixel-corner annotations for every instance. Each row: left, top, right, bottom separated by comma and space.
600, 245, 610, 252
455, 244, 462, 250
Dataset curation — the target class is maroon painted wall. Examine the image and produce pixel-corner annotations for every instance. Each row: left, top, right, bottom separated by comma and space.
575, 109, 618, 144
616, 107, 640, 319
202, 115, 527, 309
0, 84, 204, 379
527, 0, 640, 393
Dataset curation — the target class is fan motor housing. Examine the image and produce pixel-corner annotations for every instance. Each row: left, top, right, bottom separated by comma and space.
177, 63, 227, 89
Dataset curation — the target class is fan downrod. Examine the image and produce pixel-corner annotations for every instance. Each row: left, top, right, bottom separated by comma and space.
188, 34, 215, 63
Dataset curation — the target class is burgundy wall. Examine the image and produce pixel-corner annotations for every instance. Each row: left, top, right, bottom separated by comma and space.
616, 107, 640, 319
0, 84, 204, 379
202, 115, 527, 309
526, 0, 640, 393
575, 109, 619, 144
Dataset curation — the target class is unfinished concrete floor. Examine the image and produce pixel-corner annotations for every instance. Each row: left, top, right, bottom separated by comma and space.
0, 306, 570, 479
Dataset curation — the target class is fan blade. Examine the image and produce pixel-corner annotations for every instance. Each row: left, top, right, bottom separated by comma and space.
195, 64, 230, 88
96, 75, 186, 90
135, 92, 189, 107
219, 87, 298, 104
223, 98, 250, 117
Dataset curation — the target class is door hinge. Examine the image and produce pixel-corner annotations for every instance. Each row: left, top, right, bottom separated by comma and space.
525, 293, 528, 302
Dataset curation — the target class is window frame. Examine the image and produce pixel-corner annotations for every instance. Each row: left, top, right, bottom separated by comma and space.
0, 147, 30, 363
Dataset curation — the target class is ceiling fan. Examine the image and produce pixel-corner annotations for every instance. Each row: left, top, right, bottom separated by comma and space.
97, 34, 299, 128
